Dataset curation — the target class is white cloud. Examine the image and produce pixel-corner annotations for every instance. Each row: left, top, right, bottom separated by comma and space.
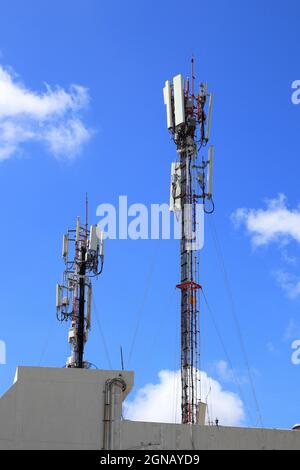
124, 369, 245, 427
232, 194, 300, 247
232, 195, 300, 298
43, 118, 92, 157
0, 65, 92, 160
281, 250, 298, 266
213, 360, 248, 385
273, 270, 300, 299
283, 319, 300, 341
215, 360, 233, 382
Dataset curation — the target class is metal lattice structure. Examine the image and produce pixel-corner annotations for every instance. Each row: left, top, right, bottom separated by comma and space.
56, 198, 105, 369
164, 60, 214, 424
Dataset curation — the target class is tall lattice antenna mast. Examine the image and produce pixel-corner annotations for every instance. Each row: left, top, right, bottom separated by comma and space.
164, 59, 215, 424
56, 197, 105, 368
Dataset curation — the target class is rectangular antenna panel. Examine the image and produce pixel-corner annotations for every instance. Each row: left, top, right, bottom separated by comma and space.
173, 74, 185, 127
56, 284, 61, 308
206, 93, 213, 142
207, 146, 214, 198
62, 234, 68, 258
99, 231, 105, 257
170, 162, 182, 212
76, 217, 80, 242
89, 225, 98, 251
163, 80, 173, 129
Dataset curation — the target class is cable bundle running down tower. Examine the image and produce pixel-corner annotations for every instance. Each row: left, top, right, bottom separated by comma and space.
56, 199, 105, 369
163, 59, 215, 425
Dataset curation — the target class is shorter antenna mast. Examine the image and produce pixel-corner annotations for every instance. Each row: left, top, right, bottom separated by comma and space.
56, 197, 105, 369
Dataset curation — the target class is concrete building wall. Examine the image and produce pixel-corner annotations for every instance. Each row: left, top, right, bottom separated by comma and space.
0, 367, 133, 450
0, 367, 299, 450
121, 420, 300, 450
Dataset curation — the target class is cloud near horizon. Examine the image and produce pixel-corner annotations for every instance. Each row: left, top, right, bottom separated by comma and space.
123, 368, 245, 427
232, 194, 300, 247
0, 65, 92, 160
232, 194, 300, 298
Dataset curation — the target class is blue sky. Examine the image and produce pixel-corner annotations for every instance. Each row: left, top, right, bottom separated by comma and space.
0, 0, 300, 429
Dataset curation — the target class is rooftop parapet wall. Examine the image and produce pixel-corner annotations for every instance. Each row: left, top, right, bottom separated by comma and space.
121, 420, 300, 451
0, 366, 133, 450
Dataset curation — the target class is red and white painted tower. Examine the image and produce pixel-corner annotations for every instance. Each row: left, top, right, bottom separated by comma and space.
164, 59, 214, 424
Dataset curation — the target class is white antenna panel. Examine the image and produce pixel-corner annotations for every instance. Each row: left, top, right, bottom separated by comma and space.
200, 82, 208, 97
173, 74, 185, 127
207, 146, 214, 198
99, 231, 105, 257
62, 234, 68, 258
206, 93, 213, 142
89, 225, 98, 252
170, 162, 182, 212
163, 80, 173, 129
56, 284, 61, 308
76, 217, 80, 242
